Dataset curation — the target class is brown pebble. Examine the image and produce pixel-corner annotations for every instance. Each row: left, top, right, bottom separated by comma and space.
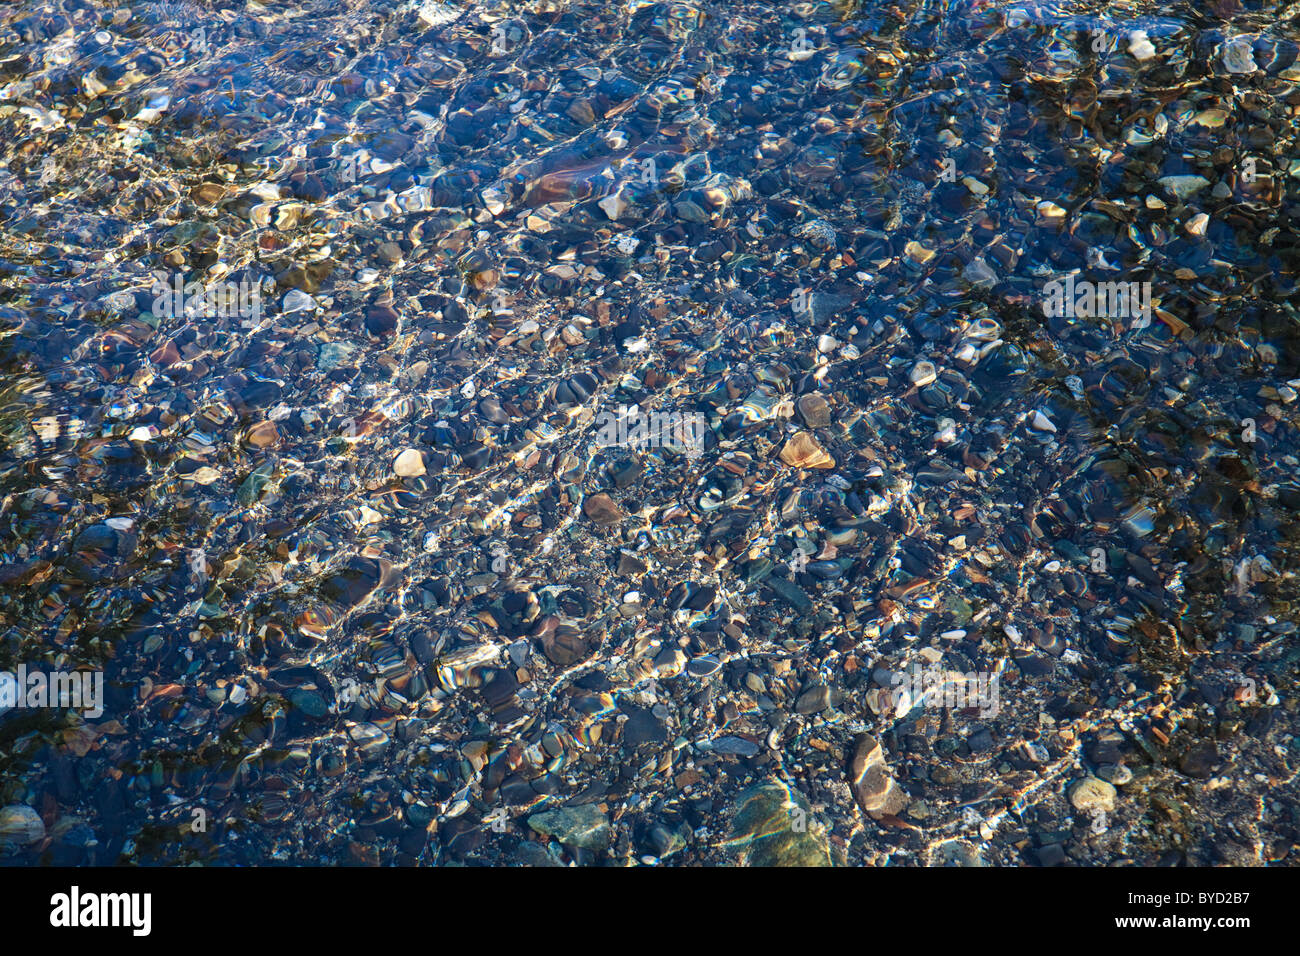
849, 733, 909, 817
779, 431, 835, 469
796, 393, 831, 428
583, 492, 623, 526
566, 98, 597, 125
246, 420, 280, 449
541, 623, 590, 666
191, 183, 226, 204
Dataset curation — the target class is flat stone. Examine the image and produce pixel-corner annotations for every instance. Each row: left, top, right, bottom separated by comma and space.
730, 782, 831, 867
566, 98, 596, 125
674, 200, 709, 223
796, 393, 831, 427
795, 685, 833, 715
316, 341, 355, 372
963, 256, 998, 286
0, 804, 44, 849
1158, 175, 1211, 200
779, 431, 834, 469
808, 292, 853, 326
1222, 36, 1257, 73
712, 736, 760, 756
622, 705, 667, 748
282, 289, 316, 313
766, 575, 812, 612
849, 734, 909, 817
528, 805, 611, 851
246, 420, 280, 449
583, 492, 623, 526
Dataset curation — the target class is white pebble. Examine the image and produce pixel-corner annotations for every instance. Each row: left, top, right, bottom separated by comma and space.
393, 448, 426, 477
282, 289, 316, 313
1031, 410, 1057, 433
1128, 30, 1156, 61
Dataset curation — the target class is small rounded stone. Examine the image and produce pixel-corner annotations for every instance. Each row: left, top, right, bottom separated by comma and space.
393, 448, 425, 477
1068, 777, 1117, 813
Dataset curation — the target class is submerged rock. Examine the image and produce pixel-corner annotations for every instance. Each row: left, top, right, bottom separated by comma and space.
849, 735, 909, 818
583, 493, 623, 526
0, 805, 44, 850
528, 805, 611, 851
729, 782, 831, 867
393, 448, 425, 477
779, 431, 834, 469
1068, 777, 1117, 813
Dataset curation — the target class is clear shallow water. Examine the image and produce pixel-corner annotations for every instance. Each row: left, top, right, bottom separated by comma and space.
0, 0, 1296, 866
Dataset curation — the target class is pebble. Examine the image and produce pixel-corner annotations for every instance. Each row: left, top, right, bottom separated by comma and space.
849, 734, 909, 817
779, 431, 835, 469
935, 840, 988, 867
1068, 777, 1117, 814
598, 191, 629, 220
796, 393, 831, 427
1097, 764, 1133, 786
712, 736, 761, 756
393, 448, 425, 477
910, 361, 937, 387
1128, 30, 1157, 61
1180, 741, 1221, 779
528, 805, 612, 851
687, 656, 722, 678
730, 782, 830, 867
583, 493, 624, 526
795, 685, 833, 715
1030, 410, 1057, 433
0, 805, 44, 849
962, 257, 998, 286
282, 289, 316, 313
1158, 175, 1211, 200
766, 575, 813, 612
247, 420, 280, 449
1222, 36, 1258, 73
